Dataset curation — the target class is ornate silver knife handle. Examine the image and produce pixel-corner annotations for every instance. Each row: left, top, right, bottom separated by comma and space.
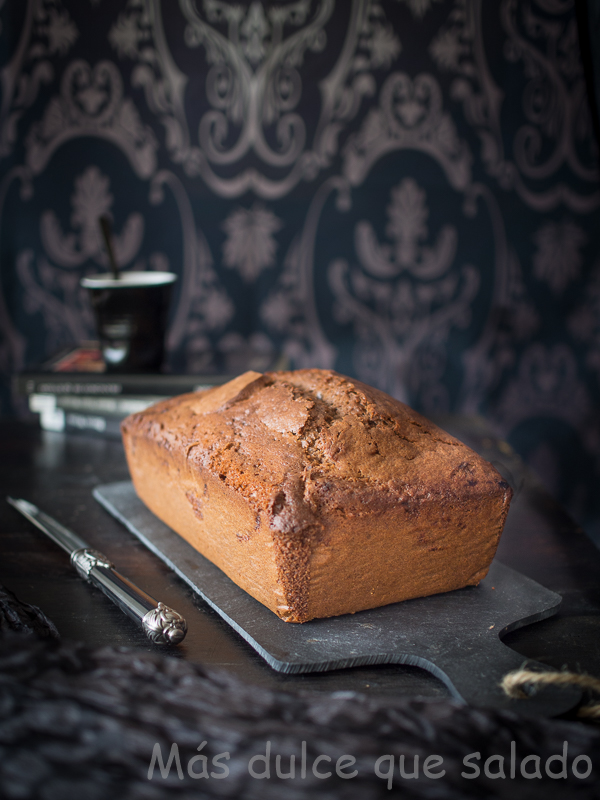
71, 548, 114, 577
7, 498, 187, 645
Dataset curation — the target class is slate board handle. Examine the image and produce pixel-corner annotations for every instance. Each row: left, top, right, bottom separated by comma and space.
426, 637, 582, 717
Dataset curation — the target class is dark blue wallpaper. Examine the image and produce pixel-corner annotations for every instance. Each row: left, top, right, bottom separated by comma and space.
1, 0, 600, 545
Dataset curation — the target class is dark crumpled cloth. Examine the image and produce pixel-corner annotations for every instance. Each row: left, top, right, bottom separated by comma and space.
0, 584, 598, 799
0, 586, 60, 639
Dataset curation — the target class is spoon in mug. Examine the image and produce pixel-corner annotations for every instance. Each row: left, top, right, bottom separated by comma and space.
99, 215, 120, 280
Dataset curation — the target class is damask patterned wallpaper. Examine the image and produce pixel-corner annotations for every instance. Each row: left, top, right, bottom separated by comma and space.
1, 0, 599, 544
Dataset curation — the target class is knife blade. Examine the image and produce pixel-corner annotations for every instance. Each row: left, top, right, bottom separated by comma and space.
7, 497, 187, 645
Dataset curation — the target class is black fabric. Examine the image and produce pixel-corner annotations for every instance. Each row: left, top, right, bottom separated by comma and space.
0, 585, 60, 639
0, 585, 598, 799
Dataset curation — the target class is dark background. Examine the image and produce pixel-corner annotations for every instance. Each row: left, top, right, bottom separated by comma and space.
1, 0, 600, 546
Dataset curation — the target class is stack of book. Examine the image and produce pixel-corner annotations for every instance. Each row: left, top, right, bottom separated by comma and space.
14, 343, 287, 439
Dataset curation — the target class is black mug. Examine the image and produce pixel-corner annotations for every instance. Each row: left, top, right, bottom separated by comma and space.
81, 272, 177, 373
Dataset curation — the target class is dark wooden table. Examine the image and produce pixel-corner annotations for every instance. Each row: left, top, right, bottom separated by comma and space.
1, 417, 600, 703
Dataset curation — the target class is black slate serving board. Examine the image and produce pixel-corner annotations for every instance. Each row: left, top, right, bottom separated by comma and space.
94, 480, 581, 716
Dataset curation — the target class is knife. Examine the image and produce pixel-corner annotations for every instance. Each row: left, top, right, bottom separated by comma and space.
7, 497, 187, 645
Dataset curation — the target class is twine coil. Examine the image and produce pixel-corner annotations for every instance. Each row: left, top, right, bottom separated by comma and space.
501, 668, 600, 719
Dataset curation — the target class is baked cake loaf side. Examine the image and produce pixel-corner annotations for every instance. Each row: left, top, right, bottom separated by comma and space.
121, 369, 513, 622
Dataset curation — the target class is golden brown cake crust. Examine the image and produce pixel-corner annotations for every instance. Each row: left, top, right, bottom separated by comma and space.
121, 369, 513, 622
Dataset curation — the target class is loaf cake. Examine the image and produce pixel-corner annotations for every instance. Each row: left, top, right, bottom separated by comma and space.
121, 369, 512, 623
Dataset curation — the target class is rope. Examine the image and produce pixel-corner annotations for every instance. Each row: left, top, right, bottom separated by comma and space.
501, 668, 600, 719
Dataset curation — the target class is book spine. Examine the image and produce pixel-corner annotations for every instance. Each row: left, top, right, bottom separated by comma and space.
55, 395, 166, 415
16, 376, 126, 396
29, 394, 130, 438
63, 412, 124, 439
13, 374, 227, 397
